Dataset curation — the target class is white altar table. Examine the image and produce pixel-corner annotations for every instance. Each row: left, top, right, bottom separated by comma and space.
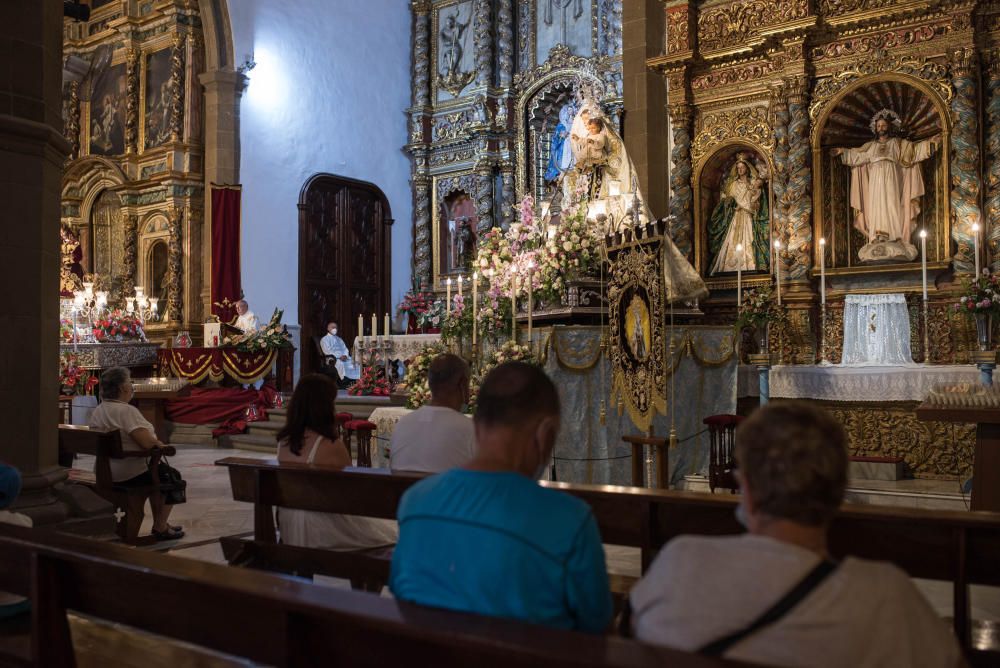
353, 333, 441, 362
739, 364, 981, 402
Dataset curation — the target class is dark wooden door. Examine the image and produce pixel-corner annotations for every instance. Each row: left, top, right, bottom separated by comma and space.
298, 174, 392, 375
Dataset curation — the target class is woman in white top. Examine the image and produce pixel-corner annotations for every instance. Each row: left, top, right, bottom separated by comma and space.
275, 374, 397, 549
87, 366, 184, 541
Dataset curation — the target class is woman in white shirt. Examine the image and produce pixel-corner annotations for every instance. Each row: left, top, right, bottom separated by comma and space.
88, 366, 184, 541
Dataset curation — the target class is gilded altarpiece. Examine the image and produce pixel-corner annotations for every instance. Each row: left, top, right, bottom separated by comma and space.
649, 0, 1000, 478
61, 1, 207, 341
406, 0, 623, 290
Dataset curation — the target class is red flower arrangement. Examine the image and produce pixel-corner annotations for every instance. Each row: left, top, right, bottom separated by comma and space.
59, 353, 98, 396
347, 365, 392, 397
92, 309, 145, 342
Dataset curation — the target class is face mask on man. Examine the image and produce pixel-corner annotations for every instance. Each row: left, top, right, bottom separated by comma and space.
330, 328, 337, 336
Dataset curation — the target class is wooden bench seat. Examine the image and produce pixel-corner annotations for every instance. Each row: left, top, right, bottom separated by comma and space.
59, 425, 180, 544
0, 522, 742, 668
216, 457, 1000, 665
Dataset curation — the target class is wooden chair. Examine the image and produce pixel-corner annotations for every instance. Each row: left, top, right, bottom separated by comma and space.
58, 425, 181, 545
312, 335, 341, 381
703, 414, 744, 493
344, 419, 377, 467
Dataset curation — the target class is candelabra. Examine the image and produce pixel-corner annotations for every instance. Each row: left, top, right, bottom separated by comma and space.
358, 336, 396, 379
71, 282, 108, 343
125, 286, 159, 323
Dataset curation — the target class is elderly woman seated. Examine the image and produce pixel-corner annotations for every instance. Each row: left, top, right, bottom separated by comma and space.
87, 366, 185, 541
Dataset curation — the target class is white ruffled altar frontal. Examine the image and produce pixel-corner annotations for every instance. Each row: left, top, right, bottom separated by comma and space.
738, 364, 980, 402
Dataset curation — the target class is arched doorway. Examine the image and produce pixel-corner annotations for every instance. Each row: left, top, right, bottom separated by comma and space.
298, 174, 393, 374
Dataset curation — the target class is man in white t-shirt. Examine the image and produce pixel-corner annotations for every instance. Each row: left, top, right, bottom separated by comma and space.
390, 353, 474, 473
628, 402, 964, 668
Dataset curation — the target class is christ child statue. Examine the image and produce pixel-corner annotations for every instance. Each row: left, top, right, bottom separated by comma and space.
576, 116, 609, 169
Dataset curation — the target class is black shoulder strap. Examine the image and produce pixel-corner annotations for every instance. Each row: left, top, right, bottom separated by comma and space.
698, 559, 838, 657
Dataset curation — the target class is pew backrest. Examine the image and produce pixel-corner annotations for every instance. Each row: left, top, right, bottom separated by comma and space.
58, 425, 123, 488
0, 523, 745, 668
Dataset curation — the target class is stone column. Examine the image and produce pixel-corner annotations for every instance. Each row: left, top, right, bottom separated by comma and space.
473, 0, 493, 87
0, 0, 69, 522
769, 83, 789, 260
125, 47, 139, 153
167, 206, 184, 321
517, 0, 532, 71
199, 69, 248, 316
413, 174, 432, 287
412, 1, 431, 108
668, 102, 694, 259
784, 75, 812, 282
950, 47, 982, 275
623, 0, 670, 217
170, 34, 186, 142
123, 213, 138, 292
497, 0, 514, 87
987, 52, 1000, 272
65, 80, 80, 160
475, 165, 495, 234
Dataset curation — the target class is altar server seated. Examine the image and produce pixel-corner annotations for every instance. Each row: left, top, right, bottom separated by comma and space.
320, 322, 360, 387
234, 299, 260, 333
627, 402, 962, 668
390, 362, 612, 633
390, 353, 474, 473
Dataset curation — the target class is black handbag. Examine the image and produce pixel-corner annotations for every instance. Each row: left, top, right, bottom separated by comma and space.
157, 459, 187, 505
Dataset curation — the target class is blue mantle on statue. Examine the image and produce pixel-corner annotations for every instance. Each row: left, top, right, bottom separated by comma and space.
541, 326, 738, 487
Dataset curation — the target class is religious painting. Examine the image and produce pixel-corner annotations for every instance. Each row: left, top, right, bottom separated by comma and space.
435, 0, 474, 100
148, 240, 169, 303
625, 293, 650, 362
815, 79, 945, 270
144, 47, 173, 150
440, 190, 477, 275
697, 145, 771, 279
536, 0, 593, 62
88, 62, 126, 156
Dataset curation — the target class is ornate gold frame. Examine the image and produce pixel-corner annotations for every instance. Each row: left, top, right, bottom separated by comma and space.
430, 0, 475, 103
430, 171, 479, 289
810, 71, 952, 275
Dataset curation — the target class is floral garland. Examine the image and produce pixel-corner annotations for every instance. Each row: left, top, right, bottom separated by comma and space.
59, 353, 98, 396
403, 343, 448, 409
736, 284, 787, 329
348, 365, 392, 397
224, 308, 293, 352
92, 310, 145, 342
397, 280, 442, 329
954, 269, 1000, 316
468, 341, 539, 411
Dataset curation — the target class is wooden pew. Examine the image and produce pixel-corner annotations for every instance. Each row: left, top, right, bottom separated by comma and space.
0, 523, 743, 668
58, 425, 180, 544
216, 456, 1000, 663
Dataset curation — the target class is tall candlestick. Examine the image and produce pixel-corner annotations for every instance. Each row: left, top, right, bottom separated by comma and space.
774, 239, 782, 305
472, 272, 479, 346
920, 229, 928, 301
371, 313, 378, 339
446, 278, 452, 314
358, 314, 364, 342
819, 238, 826, 306
527, 261, 535, 344
511, 272, 518, 342
735, 244, 743, 316
384, 313, 390, 339
973, 221, 981, 277
458, 274, 463, 298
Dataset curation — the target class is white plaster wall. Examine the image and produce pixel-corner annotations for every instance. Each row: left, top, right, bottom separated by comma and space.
228, 0, 412, 335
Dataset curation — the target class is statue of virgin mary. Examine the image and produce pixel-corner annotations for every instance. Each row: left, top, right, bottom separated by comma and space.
707, 153, 769, 275
557, 101, 707, 302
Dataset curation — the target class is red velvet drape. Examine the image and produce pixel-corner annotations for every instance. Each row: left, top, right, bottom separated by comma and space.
211, 186, 242, 321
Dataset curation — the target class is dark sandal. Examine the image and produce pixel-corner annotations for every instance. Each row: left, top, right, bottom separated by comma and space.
152, 527, 185, 541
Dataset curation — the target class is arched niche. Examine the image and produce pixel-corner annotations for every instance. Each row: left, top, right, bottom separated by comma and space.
139, 214, 171, 302
694, 141, 774, 283
439, 189, 478, 275
812, 75, 949, 273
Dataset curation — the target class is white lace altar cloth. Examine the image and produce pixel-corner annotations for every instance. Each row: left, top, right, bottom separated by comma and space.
841, 293, 913, 366
353, 334, 441, 363
737, 365, 981, 402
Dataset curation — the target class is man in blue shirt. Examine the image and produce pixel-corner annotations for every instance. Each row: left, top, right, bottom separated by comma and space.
389, 362, 612, 633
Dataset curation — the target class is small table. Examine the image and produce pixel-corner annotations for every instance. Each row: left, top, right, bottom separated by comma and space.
132, 381, 191, 444
915, 404, 1000, 511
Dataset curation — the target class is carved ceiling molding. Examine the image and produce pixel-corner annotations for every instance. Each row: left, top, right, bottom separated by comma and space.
697, 0, 810, 54
435, 172, 478, 204
809, 49, 952, 124
691, 105, 774, 163
691, 57, 779, 92
811, 22, 952, 61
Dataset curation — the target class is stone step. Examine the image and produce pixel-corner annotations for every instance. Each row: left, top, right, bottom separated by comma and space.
167, 422, 220, 447
227, 433, 278, 453
248, 419, 283, 433
269, 407, 288, 419
849, 457, 906, 481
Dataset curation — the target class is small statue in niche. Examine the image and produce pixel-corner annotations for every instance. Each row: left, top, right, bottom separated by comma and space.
494, 96, 508, 130
439, 9, 470, 79
472, 95, 492, 126
455, 217, 476, 270
708, 153, 769, 276
830, 109, 940, 264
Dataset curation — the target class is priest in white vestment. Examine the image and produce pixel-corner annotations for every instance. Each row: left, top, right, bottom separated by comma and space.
320, 322, 360, 383
234, 299, 260, 333
832, 110, 939, 260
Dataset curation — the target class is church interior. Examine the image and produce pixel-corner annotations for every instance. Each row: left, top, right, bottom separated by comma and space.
5, 0, 1000, 665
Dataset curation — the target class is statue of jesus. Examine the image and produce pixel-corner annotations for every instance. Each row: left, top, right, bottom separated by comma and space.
830, 109, 940, 262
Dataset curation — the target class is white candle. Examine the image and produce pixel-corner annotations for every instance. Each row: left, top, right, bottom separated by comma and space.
973, 221, 981, 277
819, 238, 826, 306
774, 239, 782, 305
458, 275, 463, 298
920, 229, 928, 301
472, 272, 479, 346
446, 278, 452, 314
511, 271, 518, 341
527, 261, 535, 343
358, 314, 364, 342
371, 313, 378, 339
384, 313, 390, 338
735, 243, 743, 316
